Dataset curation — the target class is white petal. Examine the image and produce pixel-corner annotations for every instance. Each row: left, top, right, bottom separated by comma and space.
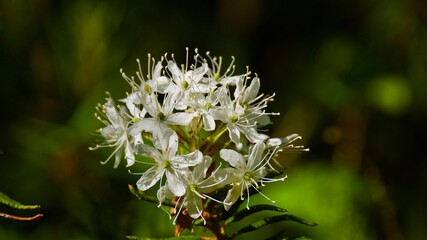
244, 77, 260, 103
152, 128, 178, 157
202, 114, 216, 131
166, 112, 194, 125
138, 144, 163, 163
220, 91, 233, 110
191, 63, 208, 83
224, 184, 242, 211
247, 142, 265, 170
136, 166, 163, 191
187, 194, 203, 219
157, 185, 174, 203
220, 149, 245, 169
220, 76, 240, 86
240, 126, 268, 143
234, 77, 244, 100
189, 84, 211, 93
252, 167, 268, 180
279, 134, 302, 146
210, 87, 225, 105
152, 61, 163, 80
141, 93, 161, 118
167, 61, 184, 83
228, 124, 241, 144
201, 168, 237, 193
166, 170, 186, 196
100, 125, 116, 138
210, 109, 229, 123
121, 92, 144, 118
125, 143, 135, 167
266, 138, 282, 148
166, 91, 182, 115
155, 76, 171, 93
235, 104, 245, 116
172, 150, 202, 168
104, 98, 121, 125
194, 156, 212, 180
128, 118, 159, 136
113, 148, 122, 168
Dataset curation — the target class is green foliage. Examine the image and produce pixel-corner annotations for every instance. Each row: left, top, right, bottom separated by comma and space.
0, 191, 42, 221
225, 204, 287, 224
231, 214, 317, 238
0, 191, 40, 210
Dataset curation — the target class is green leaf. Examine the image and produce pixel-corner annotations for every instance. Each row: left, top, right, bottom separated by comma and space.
231, 214, 317, 238
225, 204, 287, 224
0, 191, 40, 210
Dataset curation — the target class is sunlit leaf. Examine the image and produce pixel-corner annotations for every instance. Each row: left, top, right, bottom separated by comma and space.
0, 191, 40, 210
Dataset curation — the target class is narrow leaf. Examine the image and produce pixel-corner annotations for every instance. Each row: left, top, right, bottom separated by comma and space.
225, 204, 287, 224
0, 191, 40, 210
232, 214, 317, 238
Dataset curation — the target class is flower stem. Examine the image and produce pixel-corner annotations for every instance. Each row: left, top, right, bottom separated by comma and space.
207, 123, 227, 144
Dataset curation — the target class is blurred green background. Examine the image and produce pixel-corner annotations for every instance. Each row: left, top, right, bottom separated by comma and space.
1, 0, 426, 239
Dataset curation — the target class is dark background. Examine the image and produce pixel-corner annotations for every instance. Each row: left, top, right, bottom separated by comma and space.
1, 0, 426, 239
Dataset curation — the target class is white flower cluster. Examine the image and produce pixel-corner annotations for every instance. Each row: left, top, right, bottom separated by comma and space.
91, 49, 307, 223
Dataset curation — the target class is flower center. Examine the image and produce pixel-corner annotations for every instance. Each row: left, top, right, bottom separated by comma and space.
161, 160, 170, 168
230, 115, 239, 123
244, 172, 253, 181
144, 84, 152, 95
189, 184, 197, 193
181, 80, 189, 89
158, 112, 166, 121
214, 73, 220, 81
204, 102, 212, 110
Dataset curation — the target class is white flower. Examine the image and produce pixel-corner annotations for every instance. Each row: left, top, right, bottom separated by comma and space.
166, 60, 211, 94
265, 134, 309, 172
129, 90, 194, 140
90, 96, 136, 167
204, 51, 241, 86
164, 50, 213, 110
266, 134, 308, 151
185, 88, 224, 131
120, 92, 147, 123
234, 76, 274, 126
174, 155, 227, 223
210, 89, 268, 145
121, 58, 170, 95
136, 128, 202, 197
219, 142, 285, 210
